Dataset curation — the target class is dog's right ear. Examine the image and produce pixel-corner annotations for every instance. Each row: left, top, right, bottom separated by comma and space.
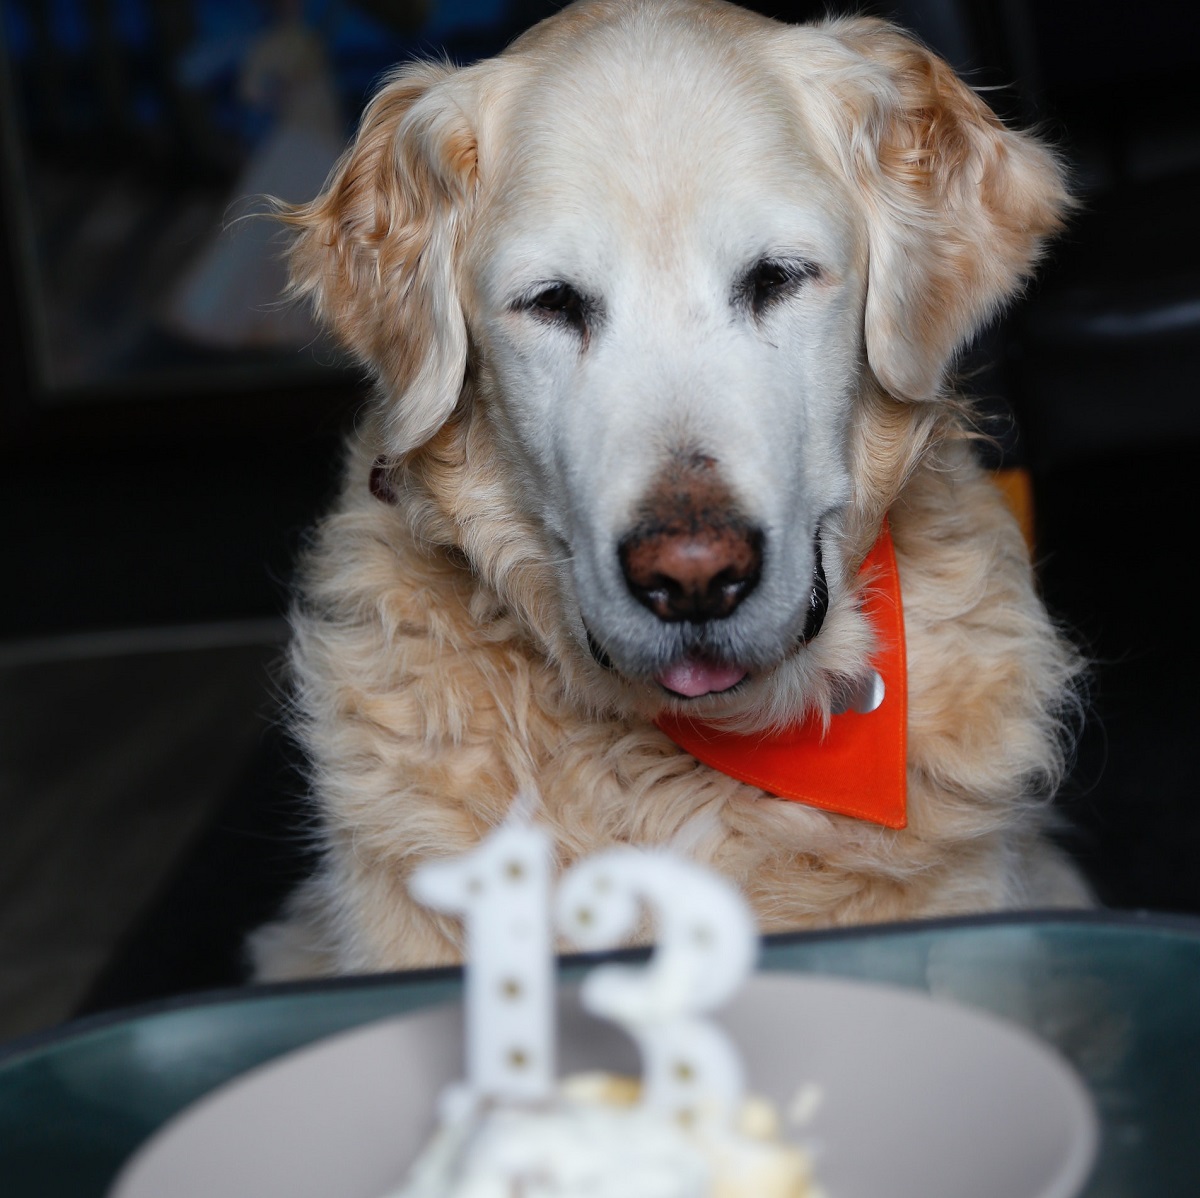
285, 61, 478, 457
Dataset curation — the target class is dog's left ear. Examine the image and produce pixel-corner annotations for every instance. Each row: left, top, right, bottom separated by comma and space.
796, 19, 1072, 401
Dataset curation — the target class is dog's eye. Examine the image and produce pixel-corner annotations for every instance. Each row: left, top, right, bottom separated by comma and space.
525, 282, 589, 335
739, 258, 818, 316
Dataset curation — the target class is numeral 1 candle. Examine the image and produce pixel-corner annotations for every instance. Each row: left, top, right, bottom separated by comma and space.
409, 812, 555, 1106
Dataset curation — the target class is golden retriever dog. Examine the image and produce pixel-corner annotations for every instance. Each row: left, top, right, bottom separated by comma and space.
251, 0, 1089, 980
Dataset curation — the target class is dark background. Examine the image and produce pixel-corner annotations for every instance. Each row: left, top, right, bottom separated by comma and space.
2, 0, 1199, 1034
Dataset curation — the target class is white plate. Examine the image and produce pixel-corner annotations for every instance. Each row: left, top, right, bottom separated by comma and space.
109, 974, 1098, 1198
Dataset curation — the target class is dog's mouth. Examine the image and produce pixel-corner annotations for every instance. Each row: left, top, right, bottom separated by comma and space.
584, 535, 829, 700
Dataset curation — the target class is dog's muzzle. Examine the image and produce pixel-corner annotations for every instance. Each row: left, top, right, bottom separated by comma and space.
586, 532, 830, 681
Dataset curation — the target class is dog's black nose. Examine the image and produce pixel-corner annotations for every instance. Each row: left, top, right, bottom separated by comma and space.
619, 522, 763, 622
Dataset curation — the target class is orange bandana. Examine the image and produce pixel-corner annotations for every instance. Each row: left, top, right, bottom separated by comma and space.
654, 522, 907, 829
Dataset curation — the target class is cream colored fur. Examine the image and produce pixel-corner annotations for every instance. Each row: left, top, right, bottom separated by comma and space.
250, 0, 1089, 981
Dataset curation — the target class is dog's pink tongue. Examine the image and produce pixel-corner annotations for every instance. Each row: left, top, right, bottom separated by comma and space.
656, 658, 748, 698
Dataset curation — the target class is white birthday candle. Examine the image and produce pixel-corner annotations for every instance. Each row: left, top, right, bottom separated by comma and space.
556, 848, 757, 1130
409, 806, 555, 1107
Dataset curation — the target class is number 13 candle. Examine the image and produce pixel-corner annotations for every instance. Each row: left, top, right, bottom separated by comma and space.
409, 801, 758, 1133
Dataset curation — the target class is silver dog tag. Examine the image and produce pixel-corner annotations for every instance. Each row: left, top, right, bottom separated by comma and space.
831, 669, 885, 716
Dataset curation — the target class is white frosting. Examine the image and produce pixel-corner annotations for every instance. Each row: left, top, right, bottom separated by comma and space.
392, 1097, 709, 1198
387, 1076, 818, 1198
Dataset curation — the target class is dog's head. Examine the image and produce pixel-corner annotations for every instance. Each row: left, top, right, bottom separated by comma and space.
287, 0, 1068, 727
